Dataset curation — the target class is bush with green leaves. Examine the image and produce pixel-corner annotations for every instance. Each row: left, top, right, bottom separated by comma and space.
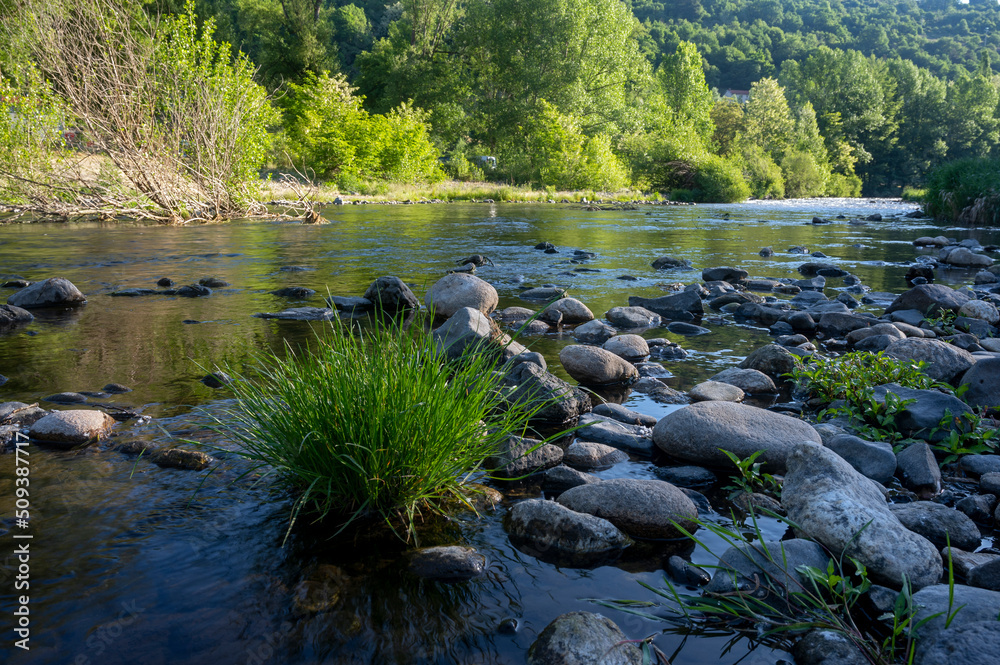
788, 351, 944, 405
738, 144, 786, 199
924, 156, 1000, 225
283, 71, 443, 186
782, 149, 829, 198
692, 154, 751, 203
213, 320, 548, 541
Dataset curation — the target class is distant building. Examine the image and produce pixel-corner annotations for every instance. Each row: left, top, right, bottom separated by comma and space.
722, 89, 750, 104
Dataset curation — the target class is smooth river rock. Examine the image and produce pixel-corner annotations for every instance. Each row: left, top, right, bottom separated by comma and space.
782, 442, 942, 589
559, 345, 639, 386
911, 585, 1000, 665
7, 277, 86, 309
0, 304, 33, 328
545, 298, 594, 324
883, 338, 975, 384
425, 273, 499, 318
652, 401, 821, 472
507, 499, 630, 560
500, 361, 591, 426
362, 276, 419, 312
527, 612, 643, 665
28, 409, 116, 447
408, 546, 486, 582
556, 478, 698, 540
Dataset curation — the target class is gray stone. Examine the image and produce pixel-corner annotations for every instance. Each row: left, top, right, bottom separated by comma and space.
541, 466, 602, 495
560, 345, 639, 386
918, 621, 1000, 665
737, 344, 799, 382
362, 276, 419, 312
602, 334, 649, 361
28, 410, 116, 447
500, 362, 591, 426
871, 384, 974, 442
507, 499, 630, 561
487, 436, 564, 479
0, 304, 32, 327
980, 472, 1000, 495
962, 455, 1000, 476
911, 585, 1000, 665
782, 442, 942, 589
886, 283, 971, 318
888, 502, 981, 551
896, 443, 942, 498
592, 403, 657, 427
960, 357, 1000, 411
201, 371, 232, 388
572, 320, 617, 344
557, 478, 698, 540
563, 441, 628, 470
941, 246, 994, 268
708, 368, 778, 394
519, 287, 567, 300
666, 555, 711, 586
0, 402, 47, 427
825, 434, 897, 484
653, 401, 820, 472
666, 321, 711, 335
152, 448, 214, 470
627, 290, 703, 319
688, 380, 744, 402
702, 266, 748, 282
7, 277, 86, 309
175, 284, 212, 297
959, 300, 1000, 325
884, 338, 976, 383
425, 273, 499, 318
545, 298, 594, 324
652, 256, 690, 270
433, 307, 499, 359
817, 312, 871, 337
847, 323, 906, 345
576, 413, 654, 455
326, 295, 372, 312
793, 630, 869, 665
270, 287, 316, 298
44, 392, 87, 404
705, 539, 831, 602
526, 612, 642, 665
943, 547, 1000, 579
253, 307, 336, 321
956, 494, 996, 524
409, 546, 486, 582
605, 306, 661, 329
653, 465, 717, 488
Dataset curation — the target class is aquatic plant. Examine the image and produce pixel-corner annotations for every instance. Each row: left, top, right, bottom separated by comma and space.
215, 319, 547, 542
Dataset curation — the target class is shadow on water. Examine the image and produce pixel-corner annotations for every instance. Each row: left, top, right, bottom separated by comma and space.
1, 199, 997, 664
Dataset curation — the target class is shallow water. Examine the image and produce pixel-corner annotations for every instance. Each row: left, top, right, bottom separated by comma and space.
1, 198, 997, 665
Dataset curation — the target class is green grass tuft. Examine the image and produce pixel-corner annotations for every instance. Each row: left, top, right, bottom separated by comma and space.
214, 320, 545, 542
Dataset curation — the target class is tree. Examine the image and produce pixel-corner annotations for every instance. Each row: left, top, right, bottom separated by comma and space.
742, 77, 794, 159
658, 41, 714, 142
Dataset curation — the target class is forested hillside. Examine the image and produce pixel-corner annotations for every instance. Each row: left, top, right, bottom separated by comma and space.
3, 0, 1000, 204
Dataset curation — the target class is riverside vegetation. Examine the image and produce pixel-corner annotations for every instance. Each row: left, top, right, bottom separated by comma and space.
2, 0, 1000, 221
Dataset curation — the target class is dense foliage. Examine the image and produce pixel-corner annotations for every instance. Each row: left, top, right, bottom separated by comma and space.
925, 156, 1000, 225
3, 0, 1000, 203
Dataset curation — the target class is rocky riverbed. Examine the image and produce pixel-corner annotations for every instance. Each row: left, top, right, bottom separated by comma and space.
2, 201, 1000, 664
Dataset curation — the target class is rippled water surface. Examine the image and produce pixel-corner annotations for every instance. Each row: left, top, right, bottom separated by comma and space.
1, 199, 998, 665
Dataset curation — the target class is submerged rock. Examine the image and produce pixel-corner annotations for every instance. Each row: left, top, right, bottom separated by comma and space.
253, 307, 336, 321
527, 612, 643, 665
408, 546, 486, 582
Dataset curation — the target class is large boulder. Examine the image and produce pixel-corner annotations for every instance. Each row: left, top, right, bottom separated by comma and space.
782, 442, 942, 589
884, 284, 970, 317
911, 585, 1000, 665
507, 499, 631, 562
7, 277, 86, 309
627, 290, 703, 320
959, 357, 1000, 411
28, 410, 116, 447
883, 338, 975, 384
871, 384, 974, 441
557, 478, 698, 540
559, 345, 639, 386
362, 276, 419, 312
424, 273, 498, 318
527, 612, 643, 665
500, 362, 591, 426
545, 298, 594, 324
653, 401, 821, 472
408, 546, 486, 582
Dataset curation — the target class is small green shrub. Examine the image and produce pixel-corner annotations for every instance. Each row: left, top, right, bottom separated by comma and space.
901, 186, 926, 203
782, 149, 829, 198
788, 351, 944, 405
739, 145, 785, 199
692, 154, 751, 203
215, 320, 547, 541
825, 172, 863, 198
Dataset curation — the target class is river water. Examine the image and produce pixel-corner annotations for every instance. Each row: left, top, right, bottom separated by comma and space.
0, 199, 996, 664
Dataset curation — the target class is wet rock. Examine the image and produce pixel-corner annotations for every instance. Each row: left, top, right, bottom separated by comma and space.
962, 455, 1000, 476
940, 246, 994, 268
543, 298, 593, 324
201, 372, 232, 388
732, 491, 783, 515
959, 357, 1000, 412
981, 472, 1000, 495
519, 287, 567, 300
560, 345, 639, 386
292, 564, 348, 614
647, 338, 687, 360
526, 611, 642, 665
44, 392, 88, 404
592, 403, 657, 427
326, 295, 372, 313
487, 435, 563, 479
500, 362, 590, 426
702, 266, 748, 282
825, 434, 897, 484
911, 585, 1000, 665
507, 499, 630, 561
604, 306, 660, 329
888, 502, 981, 551
847, 323, 905, 346
363, 276, 419, 312
705, 539, 831, 601
959, 300, 1000, 325
651, 256, 691, 270
816, 312, 870, 337
884, 338, 975, 384
956, 494, 996, 525
152, 448, 214, 470
759, 247, 773, 257
885, 283, 970, 318
0, 402, 47, 427
28, 410, 116, 447
270, 287, 316, 298
783, 442, 942, 589
557, 478, 698, 540
627, 290, 703, 319
943, 547, 999, 578
0, 304, 33, 328
967, 558, 1000, 591
666, 321, 710, 335
576, 413, 653, 455
425, 273, 499, 318
666, 555, 710, 586
173, 284, 211, 297
602, 334, 648, 361
798, 262, 848, 278
534, 242, 555, 251
156, 277, 174, 287
408, 546, 486, 582
896, 442, 942, 498
199, 277, 229, 288
653, 401, 820, 472
737, 344, 799, 383
572, 319, 616, 344
793, 630, 869, 665
632, 377, 689, 404
433, 307, 500, 359
709, 368, 777, 394
254, 307, 336, 321
689, 381, 744, 402
541, 465, 602, 495
7, 277, 86, 309
1, 424, 21, 452
563, 441, 628, 470
871, 384, 973, 442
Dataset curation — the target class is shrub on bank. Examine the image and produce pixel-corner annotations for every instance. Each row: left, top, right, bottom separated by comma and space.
217, 320, 545, 541
924, 157, 1000, 225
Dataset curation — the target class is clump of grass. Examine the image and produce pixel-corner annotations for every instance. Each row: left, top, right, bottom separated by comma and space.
215, 320, 545, 542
